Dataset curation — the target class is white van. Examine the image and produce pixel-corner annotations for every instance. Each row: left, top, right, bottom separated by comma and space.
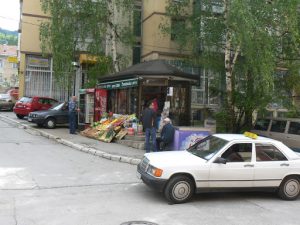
252, 117, 300, 152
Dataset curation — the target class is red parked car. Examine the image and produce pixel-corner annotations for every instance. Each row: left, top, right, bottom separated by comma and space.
13, 96, 58, 119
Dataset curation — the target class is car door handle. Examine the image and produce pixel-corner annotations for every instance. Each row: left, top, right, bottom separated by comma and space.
280, 163, 289, 166
244, 164, 254, 167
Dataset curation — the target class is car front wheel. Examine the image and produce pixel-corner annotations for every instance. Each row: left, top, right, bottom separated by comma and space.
16, 114, 24, 119
164, 175, 195, 204
278, 176, 300, 200
45, 118, 56, 129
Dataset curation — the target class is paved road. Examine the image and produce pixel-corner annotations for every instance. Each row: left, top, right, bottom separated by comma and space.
1, 112, 300, 225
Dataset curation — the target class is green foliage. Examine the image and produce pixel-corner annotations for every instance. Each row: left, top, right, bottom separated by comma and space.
164, 0, 300, 132
40, 0, 135, 87
0, 28, 18, 45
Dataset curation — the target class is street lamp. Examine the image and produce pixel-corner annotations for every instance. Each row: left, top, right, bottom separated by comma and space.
71, 61, 80, 96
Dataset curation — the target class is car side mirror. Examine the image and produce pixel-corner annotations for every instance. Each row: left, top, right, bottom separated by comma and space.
214, 157, 227, 164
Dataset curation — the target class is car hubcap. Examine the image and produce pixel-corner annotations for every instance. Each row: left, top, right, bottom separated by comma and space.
285, 179, 300, 197
172, 181, 190, 201
48, 120, 54, 128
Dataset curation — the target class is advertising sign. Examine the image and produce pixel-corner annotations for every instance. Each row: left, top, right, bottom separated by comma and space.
27, 56, 50, 67
173, 130, 211, 150
94, 89, 107, 121
7, 56, 18, 63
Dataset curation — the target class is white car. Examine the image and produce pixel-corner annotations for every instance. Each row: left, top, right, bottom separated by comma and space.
137, 133, 300, 204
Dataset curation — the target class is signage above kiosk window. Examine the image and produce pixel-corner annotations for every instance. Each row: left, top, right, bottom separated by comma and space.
142, 78, 168, 86
98, 78, 138, 90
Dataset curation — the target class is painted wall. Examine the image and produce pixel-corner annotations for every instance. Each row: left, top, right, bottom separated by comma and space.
141, 0, 191, 61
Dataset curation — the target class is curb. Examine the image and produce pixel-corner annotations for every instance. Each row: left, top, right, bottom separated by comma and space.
0, 115, 142, 166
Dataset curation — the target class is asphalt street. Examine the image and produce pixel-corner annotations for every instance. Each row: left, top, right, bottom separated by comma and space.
1, 111, 300, 225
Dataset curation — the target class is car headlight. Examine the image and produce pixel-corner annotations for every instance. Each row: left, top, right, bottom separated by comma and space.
30, 114, 41, 118
146, 165, 163, 177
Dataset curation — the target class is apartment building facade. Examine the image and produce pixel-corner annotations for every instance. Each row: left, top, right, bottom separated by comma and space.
19, 0, 74, 101
141, 0, 219, 124
19, 0, 143, 101
0, 44, 18, 92
18, 0, 217, 124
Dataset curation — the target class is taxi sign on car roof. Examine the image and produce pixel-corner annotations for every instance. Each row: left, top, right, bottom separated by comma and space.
244, 131, 258, 139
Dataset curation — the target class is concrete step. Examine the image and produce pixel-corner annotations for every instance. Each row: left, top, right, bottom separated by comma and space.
115, 139, 145, 150
124, 134, 145, 141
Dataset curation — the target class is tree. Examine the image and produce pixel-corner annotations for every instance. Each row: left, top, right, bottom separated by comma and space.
40, 0, 136, 87
163, 0, 300, 132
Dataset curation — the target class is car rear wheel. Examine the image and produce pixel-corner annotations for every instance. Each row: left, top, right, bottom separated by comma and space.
45, 118, 56, 129
278, 176, 300, 200
164, 175, 194, 204
16, 114, 24, 119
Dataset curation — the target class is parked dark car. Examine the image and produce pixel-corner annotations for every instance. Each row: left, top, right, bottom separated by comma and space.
0, 94, 16, 111
13, 96, 58, 119
28, 102, 69, 128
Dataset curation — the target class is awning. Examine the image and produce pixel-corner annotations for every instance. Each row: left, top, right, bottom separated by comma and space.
98, 78, 138, 90
99, 60, 200, 84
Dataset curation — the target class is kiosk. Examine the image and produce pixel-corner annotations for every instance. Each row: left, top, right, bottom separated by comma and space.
98, 60, 199, 126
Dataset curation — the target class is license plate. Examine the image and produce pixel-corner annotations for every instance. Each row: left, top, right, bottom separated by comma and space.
136, 171, 141, 179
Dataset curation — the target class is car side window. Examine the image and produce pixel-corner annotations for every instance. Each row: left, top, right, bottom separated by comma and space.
270, 120, 286, 133
62, 103, 68, 111
255, 144, 287, 162
221, 143, 252, 163
288, 122, 300, 135
50, 99, 57, 105
38, 98, 44, 104
254, 119, 270, 131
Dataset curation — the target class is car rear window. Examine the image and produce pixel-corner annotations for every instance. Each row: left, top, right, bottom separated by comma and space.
254, 119, 270, 131
270, 120, 287, 133
19, 97, 32, 103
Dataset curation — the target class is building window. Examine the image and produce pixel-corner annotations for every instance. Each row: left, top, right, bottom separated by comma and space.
11, 63, 18, 69
133, 4, 142, 37
132, 45, 141, 65
171, 18, 185, 41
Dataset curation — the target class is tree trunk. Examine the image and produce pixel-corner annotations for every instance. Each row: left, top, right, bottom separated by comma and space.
223, 0, 241, 132
107, 0, 119, 72
223, 0, 234, 132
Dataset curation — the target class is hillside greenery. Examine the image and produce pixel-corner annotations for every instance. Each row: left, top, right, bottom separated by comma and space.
0, 28, 18, 45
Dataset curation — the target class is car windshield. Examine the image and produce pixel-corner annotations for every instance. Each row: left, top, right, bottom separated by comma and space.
19, 97, 32, 103
187, 135, 229, 160
50, 102, 67, 111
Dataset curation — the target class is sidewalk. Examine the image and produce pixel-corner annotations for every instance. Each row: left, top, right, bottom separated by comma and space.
0, 113, 144, 165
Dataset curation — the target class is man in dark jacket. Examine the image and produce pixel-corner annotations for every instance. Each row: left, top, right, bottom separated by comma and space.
156, 117, 175, 151
141, 101, 157, 153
